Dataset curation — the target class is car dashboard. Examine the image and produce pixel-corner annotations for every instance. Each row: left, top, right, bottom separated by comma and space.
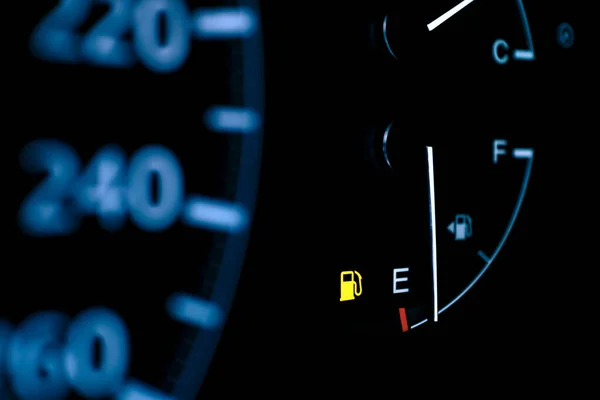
7, 1, 590, 399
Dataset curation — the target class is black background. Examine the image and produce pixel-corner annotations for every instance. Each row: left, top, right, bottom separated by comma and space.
202, 0, 593, 395
12, 0, 594, 397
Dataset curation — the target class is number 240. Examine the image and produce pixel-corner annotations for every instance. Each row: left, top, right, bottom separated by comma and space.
30, 0, 192, 73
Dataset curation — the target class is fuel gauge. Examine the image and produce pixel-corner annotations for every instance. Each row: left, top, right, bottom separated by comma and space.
382, 127, 534, 330
334, 126, 534, 334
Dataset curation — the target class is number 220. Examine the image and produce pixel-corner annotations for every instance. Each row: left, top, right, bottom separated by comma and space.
30, 0, 191, 73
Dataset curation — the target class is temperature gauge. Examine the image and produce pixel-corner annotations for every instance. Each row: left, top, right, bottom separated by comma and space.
380, 0, 577, 66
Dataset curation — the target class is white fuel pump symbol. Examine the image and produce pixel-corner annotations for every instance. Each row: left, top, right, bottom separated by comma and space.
447, 214, 473, 241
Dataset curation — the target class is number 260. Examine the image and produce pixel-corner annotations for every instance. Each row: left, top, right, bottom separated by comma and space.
30, 0, 191, 73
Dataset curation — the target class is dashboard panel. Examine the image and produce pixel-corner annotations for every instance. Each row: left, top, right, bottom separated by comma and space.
8, 1, 591, 398
206, 0, 592, 385
221, 0, 588, 333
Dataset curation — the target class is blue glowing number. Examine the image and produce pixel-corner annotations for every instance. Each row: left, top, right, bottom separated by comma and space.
63, 308, 129, 398
128, 145, 185, 231
19, 142, 185, 235
81, 0, 136, 67
19, 140, 82, 236
133, 0, 191, 73
5, 312, 71, 400
2, 309, 129, 399
31, 0, 192, 72
30, 0, 93, 63
73, 145, 128, 231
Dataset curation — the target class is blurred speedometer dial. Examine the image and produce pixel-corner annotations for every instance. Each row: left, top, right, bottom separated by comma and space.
6, 0, 264, 399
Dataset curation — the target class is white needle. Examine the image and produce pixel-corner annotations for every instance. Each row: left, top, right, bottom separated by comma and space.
426, 146, 439, 322
427, 0, 475, 31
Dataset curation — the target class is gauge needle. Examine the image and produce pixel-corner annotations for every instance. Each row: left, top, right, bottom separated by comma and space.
426, 146, 439, 322
428, 0, 475, 31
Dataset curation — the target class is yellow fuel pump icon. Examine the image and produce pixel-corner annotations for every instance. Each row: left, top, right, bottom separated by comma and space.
340, 271, 362, 302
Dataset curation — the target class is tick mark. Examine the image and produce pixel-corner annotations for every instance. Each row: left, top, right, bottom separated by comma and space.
166, 293, 223, 330
193, 7, 257, 39
204, 106, 261, 134
182, 196, 248, 233
399, 308, 409, 332
513, 148, 534, 159
477, 250, 491, 263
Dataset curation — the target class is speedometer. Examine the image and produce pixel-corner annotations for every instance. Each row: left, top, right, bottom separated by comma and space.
6, 0, 263, 399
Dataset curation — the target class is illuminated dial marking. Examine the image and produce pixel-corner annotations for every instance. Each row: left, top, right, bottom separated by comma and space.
182, 196, 249, 233
193, 7, 258, 39
204, 106, 262, 135
166, 294, 223, 330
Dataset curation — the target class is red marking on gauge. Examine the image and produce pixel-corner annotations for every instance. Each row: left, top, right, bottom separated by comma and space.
399, 308, 409, 332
